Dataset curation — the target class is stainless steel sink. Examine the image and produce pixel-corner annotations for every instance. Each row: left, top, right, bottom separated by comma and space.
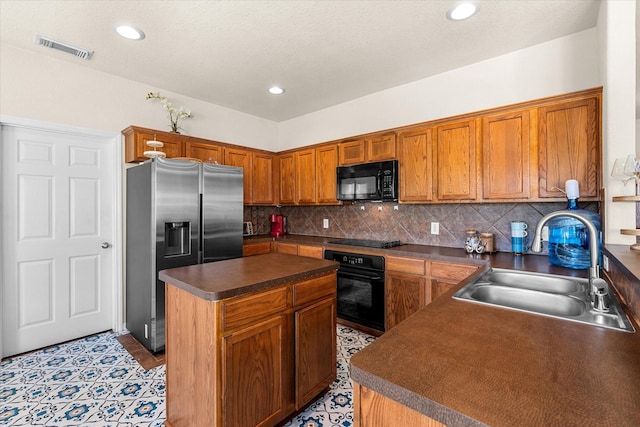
453, 268, 634, 332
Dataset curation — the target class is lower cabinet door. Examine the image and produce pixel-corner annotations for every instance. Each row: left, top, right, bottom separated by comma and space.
295, 297, 337, 408
222, 315, 294, 427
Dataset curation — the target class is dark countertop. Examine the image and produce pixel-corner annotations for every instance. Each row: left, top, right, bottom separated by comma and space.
349, 283, 640, 426
158, 253, 338, 301
244, 234, 590, 278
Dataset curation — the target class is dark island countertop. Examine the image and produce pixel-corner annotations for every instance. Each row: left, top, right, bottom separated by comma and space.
158, 253, 338, 301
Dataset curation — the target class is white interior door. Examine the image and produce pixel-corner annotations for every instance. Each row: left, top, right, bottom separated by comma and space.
1, 124, 116, 357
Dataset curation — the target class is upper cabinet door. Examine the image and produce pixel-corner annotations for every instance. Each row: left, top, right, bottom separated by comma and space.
339, 139, 367, 165
124, 129, 184, 162
482, 110, 531, 200
185, 141, 224, 164
538, 97, 599, 198
295, 149, 316, 204
367, 134, 396, 161
225, 148, 252, 203
316, 145, 339, 205
399, 127, 433, 202
435, 119, 477, 201
279, 153, 296, 205
252, 153, 275, 205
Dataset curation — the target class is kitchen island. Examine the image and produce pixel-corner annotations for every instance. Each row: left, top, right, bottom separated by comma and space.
159, 253, 339, 427
349, 272, 640, 426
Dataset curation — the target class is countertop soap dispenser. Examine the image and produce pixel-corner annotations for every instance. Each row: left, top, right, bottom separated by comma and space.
547, 179, 602, 269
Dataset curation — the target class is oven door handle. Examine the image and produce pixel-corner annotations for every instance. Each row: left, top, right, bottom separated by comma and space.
339, 270, 383, 281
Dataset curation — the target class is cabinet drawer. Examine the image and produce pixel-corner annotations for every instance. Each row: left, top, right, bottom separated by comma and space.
298, 245, 323, 259
293, 273, 336, 307
386, 256, 426, 275
223, 286, 288, 331
276, 242, 298, 255
430, 262, 479, 281
242, 241, 272, 257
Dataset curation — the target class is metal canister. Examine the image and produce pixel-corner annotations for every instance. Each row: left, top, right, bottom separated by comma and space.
480, 232, 495, 253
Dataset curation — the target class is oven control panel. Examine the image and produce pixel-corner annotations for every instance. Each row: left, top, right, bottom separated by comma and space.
324, 250, 385, 271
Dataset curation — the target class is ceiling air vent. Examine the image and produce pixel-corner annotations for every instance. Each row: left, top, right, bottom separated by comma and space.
34, 34, 93, 60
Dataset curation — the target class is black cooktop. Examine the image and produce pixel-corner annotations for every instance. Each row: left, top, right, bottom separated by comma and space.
328, 238, 404, 249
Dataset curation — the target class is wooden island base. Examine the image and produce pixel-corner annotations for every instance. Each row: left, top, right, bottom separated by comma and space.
159, 254, 338, 427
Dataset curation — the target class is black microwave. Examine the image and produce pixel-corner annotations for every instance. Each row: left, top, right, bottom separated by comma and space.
337, 160, 398, 201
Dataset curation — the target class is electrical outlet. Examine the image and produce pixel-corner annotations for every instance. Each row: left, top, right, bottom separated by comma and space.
323, 218, 329, 229
603, 254, 610, 272
431, 222, 440, 235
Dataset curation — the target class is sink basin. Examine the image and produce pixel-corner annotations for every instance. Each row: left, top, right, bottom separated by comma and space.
453, 268, 634, 332
468, 285, 585, 317
480, 270, 583, 294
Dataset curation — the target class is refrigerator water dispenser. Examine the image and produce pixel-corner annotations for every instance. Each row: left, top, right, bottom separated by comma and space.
164, 221, 191, 257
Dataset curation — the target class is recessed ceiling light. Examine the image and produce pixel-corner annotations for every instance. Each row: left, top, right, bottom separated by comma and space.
114, 24, 145, 40
268, 86, 285, 95
446, 2, 479, 21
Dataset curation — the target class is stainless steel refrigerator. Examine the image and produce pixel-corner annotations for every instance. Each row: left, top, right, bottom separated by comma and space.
126, 157, 243, 352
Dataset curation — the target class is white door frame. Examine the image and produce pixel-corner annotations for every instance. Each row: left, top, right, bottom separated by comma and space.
0, 115, 124, 358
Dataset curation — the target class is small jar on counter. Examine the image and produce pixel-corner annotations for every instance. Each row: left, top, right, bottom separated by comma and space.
480, 232, 495, 253
464, 229, 479, 253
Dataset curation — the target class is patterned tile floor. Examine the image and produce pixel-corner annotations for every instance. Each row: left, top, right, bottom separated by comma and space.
0, 325, 374, 426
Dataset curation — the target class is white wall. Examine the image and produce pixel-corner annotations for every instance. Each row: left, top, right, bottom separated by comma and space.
278, 29, 600, 149
0, 44, 279, 152
2, 19, 634, 245
598, 0, 637, 245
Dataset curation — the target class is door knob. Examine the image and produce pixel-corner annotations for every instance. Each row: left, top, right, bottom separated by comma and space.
101, 242, 111, 249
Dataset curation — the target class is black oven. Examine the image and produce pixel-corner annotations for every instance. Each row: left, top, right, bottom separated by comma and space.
324, 249, 385, 332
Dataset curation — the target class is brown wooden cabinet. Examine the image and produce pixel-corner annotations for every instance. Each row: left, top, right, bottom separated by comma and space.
275, 242, 299, 255
278, 153, 296, 205
222, 314, 293, 426
482, 110, 531, 200
165, 270, 337, 427
243, 241, 273, 257
368, 134, 396, 161
538, 96, 599, 198
298, 244, 324, 259
253, 153, 275, 205
295, 297, 337, 407
426, 261, 479, 303
123, 127, 184, 162
316, 144, 339, 204
184, 141, 224, 163
339, 139, 367, 165
353, 383, 445, 427
398, 127, 434, 202
339, 134, 396, 166
385, 256, 426, 330
385, 256, 479, 329
435, 119, 477, 201
295, 149, 317, 204
225, 147, 252, 203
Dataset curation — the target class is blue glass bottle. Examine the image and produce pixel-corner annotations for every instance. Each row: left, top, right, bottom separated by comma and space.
547, 180, 601, 269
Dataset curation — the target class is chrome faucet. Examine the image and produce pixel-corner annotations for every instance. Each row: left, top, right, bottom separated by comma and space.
531, 210, 607, 310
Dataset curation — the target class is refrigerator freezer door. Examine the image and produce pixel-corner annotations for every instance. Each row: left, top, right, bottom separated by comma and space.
152, 159, 200, 351
201, 163, 243, 263
126, 158, 200, 353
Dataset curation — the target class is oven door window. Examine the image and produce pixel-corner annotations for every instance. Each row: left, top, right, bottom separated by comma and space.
337, 268, 385, 331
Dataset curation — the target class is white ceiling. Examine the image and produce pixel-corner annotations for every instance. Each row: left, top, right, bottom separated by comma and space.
0, 0, 607, 122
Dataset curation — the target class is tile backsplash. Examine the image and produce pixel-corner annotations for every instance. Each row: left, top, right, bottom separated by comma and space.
245, 201, 601, 254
